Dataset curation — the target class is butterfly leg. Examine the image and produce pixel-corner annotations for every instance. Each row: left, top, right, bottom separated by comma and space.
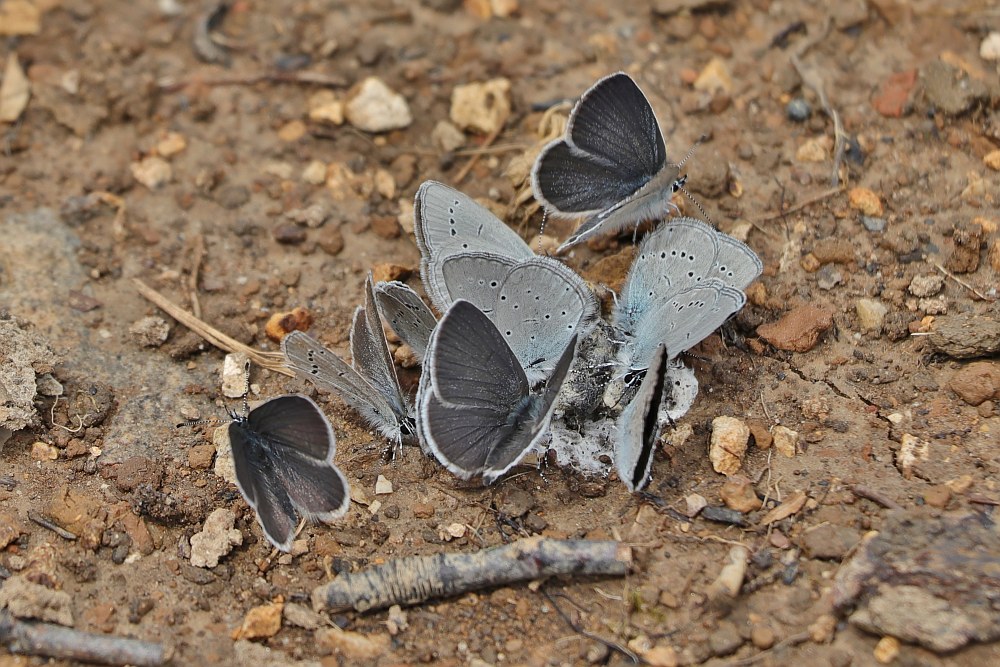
380, 438, 403, 463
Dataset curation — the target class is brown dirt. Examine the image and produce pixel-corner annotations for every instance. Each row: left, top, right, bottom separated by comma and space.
1, 1, 999, 666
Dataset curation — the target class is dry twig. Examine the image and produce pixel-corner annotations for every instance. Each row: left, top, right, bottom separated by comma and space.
542, 588, 638, 664
158, 70, 349, 93
0, 610, 168, 666
753, 186, 843, 225
789, 19, 847, 187
311, 536, 631, 613
27, 511, 77, 541
186, 233, 206, 319
932, 261, 995, 302
454, 119, 508, 184
132, 279, 290, 375
850, 484, 903, 510
719, 631, 811, 666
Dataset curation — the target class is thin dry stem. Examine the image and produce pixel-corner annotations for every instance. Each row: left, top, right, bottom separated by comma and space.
132, 279, 291, 375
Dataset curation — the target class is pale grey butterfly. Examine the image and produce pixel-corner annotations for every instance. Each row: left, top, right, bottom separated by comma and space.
607, 216, 761, 491
417, 299, 577, 484
612, 216, 763, 372
282, 273, 415, 446
531, 72, 692, 252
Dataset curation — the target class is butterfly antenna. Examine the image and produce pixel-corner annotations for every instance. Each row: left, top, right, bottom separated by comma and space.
677, 134, 707, 168
535, 210, 549, 254
240, 360, 252, 419
678, 184, 715, 227
176, 416, 227, 429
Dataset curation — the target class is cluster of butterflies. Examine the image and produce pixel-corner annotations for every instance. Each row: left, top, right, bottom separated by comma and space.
224, 73, 763, 550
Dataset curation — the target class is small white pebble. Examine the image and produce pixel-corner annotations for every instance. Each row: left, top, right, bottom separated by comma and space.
375, 474, 393, 495
222, 353, 249, 399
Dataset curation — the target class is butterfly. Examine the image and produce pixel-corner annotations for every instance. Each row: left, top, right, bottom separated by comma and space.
227, 393, 350, 551
605, 217, 762, 491
531, 72, 691, 252
282, 273, 415, 446
417, 299, 577, 484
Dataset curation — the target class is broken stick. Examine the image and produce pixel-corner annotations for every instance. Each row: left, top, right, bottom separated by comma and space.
0, 610, 168, 666
312, 536, 631, 614
133, 279, 291, 375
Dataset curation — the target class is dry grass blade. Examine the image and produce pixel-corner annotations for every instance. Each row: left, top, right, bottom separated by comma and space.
132, 279, 291, 376
790, 18, 847, 188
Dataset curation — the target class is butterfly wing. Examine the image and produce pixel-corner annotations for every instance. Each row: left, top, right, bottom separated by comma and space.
350, 274, 413, 435
282, 331, 405, 441
481, 330, 577, 482
660, 361, 699, 425
567, 72, 667, 178
490, 257, 596, 383
633, 217, 761, 293
439, 252, 518, 314
245, 394, 336, 460
228, 418, 299, 551
270, 447, 350, 523
422, 300, 579, 483
414, 180, 533, 311
531, 140, 650, 217
714, 233, 765, 291
420, 389, 521, 481
428, 300, 530, 410
373, 280, 437, 362
615, 344, 668, 492
531, 72, 667, 218
627, 280, 746, 370
614, 217, 761, 346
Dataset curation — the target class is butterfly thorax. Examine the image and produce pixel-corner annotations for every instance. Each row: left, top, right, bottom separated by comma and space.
228, 421, 276, 461
618, 164, 683, 217
594, 163, 683, 234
